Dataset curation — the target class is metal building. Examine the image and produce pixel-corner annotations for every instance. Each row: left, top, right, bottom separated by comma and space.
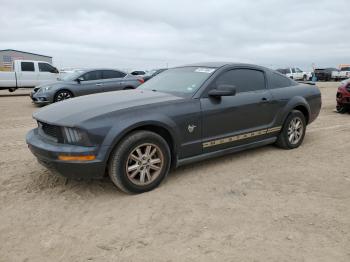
0, 49, 53, 71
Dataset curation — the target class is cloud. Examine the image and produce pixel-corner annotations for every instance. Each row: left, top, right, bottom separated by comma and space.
0, 0, 349, 71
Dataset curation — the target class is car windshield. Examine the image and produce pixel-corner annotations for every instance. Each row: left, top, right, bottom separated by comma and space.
144, 70, 158, 76
138, 67, 216, 96
341, 67, 350, 71
59, 70, 86, 81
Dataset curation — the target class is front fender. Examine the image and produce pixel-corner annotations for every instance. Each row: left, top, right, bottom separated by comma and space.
101, 113, 180, 163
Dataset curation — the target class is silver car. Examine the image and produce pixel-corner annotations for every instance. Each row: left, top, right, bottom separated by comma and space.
30, 69, 144, 105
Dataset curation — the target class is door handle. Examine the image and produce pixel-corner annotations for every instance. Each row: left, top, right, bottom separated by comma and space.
96, 83, 103, 86
261, 97, 270, 103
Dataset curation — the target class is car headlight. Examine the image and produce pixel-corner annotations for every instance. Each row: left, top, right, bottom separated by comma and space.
62, 127, 91, 146
41, 86, 52, 92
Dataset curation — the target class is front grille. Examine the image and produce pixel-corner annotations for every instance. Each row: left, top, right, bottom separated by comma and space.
38, 122, 63, 143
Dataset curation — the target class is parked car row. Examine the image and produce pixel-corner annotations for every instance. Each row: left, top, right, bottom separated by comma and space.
276, 65, 350, 82
0, 59, 167, 93
314, 66, 350, 81
276, 67, 312, 81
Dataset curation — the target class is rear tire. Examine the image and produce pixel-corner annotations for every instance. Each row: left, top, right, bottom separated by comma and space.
108, 131, 171, 194
276, 110, 306, 149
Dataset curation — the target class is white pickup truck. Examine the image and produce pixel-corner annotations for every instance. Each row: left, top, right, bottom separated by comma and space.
276, 67, 312, 81
0, 60, 59, 92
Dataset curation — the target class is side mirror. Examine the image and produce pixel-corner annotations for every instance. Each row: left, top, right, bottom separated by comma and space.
208, 84, 236, 97
76, 77, 84, 83
52, 68, 59, 74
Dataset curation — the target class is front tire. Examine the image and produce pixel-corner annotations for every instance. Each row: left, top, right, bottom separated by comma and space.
276, 110, 306, 149
336, 104, 347, 114
54, 90, 73, 102
108, 131, 171, 194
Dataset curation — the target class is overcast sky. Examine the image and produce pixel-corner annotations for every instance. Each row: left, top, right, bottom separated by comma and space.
0, 0, 349, 71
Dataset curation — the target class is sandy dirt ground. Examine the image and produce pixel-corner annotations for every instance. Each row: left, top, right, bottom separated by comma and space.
0, 83, 349, 262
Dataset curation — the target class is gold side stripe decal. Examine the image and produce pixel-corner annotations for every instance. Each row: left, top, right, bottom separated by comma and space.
203, 126, 282, 148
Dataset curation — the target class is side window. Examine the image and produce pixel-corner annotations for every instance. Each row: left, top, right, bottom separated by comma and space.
268, 72, 294, 89
215, 69, 266, 93
81, 71, 102, 81
277, 69, 289, 75
102, 70, 126, 79
38, 63, 56, 73
21, 62, 35, 72
291, 68, 296, 73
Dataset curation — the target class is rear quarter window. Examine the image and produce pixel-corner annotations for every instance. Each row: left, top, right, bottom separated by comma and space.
215, 69, 266, 93
268, 71, 296, 89
103, 70, 126, 79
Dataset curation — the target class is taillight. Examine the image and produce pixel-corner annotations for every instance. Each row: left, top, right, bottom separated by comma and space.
138, 78, 145, 84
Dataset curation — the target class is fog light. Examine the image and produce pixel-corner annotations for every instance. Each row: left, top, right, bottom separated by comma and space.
58, 155, 96, 161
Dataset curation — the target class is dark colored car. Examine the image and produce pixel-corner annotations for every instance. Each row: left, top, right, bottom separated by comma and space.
336, 78, 350, 113
30, 69, 144, 105
314, 68, 336, 81
143, 69, 167, 82
130, 70, 146, 76
26, 62, 322, 194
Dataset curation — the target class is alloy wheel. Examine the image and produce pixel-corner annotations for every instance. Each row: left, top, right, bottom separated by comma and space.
287, 117, 304, 145
56, 91, 72, 101
125, 143, 164, 186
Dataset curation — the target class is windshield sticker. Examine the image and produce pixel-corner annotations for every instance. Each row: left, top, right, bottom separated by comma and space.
195, 68, 215, 74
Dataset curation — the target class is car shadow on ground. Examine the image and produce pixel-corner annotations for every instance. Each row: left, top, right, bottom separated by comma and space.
27, 144, 281, 198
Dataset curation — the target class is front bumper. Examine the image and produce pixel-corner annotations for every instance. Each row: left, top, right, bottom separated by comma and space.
30, 91, 53, 105
26, 129, 106, 180
336, 90, 350, 105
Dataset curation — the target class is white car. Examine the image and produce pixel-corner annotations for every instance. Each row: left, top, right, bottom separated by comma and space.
276, 67, 312, 81
0, 60, 59, 92
339, 65, 350, 79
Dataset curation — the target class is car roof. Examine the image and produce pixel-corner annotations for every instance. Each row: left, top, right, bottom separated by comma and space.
81, 68, 128, 74
175, 62, 267, 69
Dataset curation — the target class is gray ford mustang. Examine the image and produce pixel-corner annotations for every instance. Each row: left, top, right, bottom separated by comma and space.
30, 69, 144, 105
26, 62, 322, 194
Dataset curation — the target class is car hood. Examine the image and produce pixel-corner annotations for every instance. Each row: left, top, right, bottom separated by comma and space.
33, 90, 183, 126
34, 81, 58, 91
35, 81, 75, 92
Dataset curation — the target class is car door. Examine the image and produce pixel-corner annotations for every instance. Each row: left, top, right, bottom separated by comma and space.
101, 70, 126, 92
17, 61, 37, 87
200, 68, 277, 153
37, 62, 59, 85
76, 70, 104, 96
